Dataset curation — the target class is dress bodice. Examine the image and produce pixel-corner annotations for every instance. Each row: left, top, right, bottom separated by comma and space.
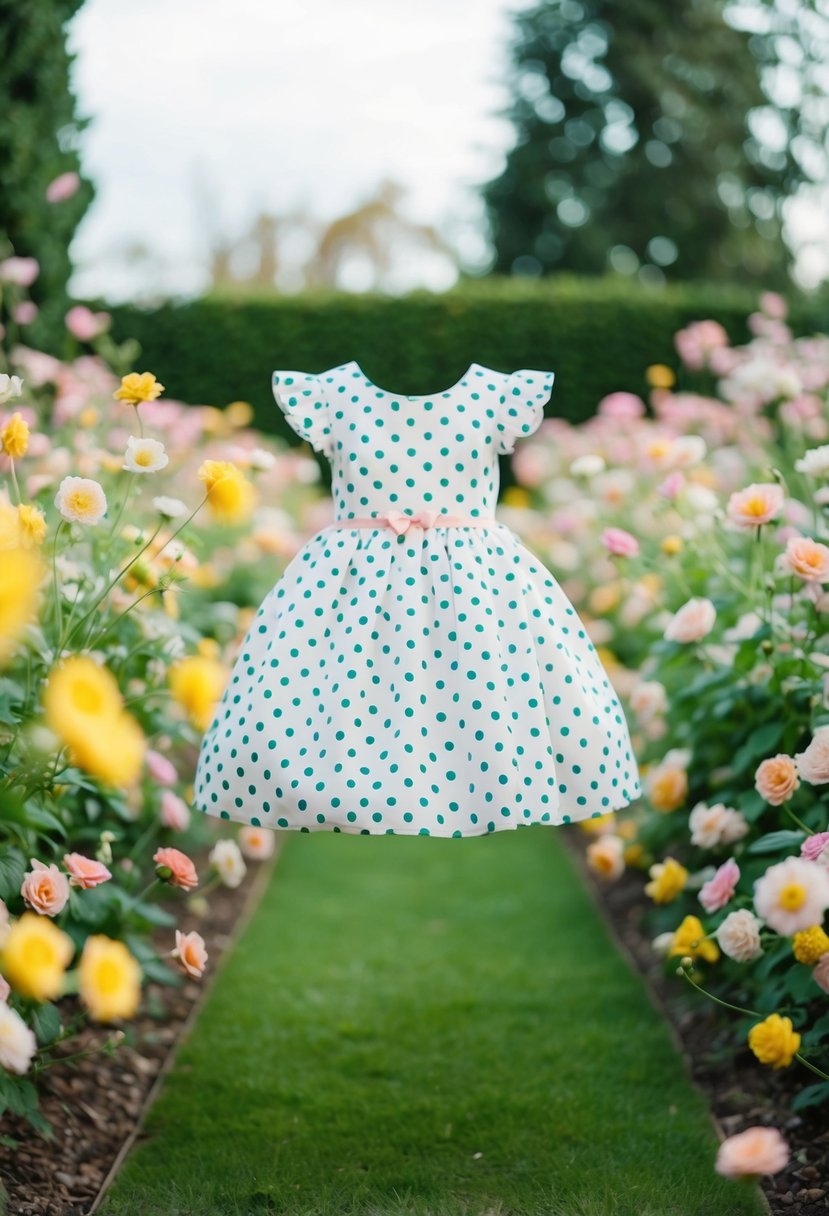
272, 359, 555, 521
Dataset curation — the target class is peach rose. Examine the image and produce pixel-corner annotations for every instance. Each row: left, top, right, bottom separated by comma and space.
63, 852, 112, 889
782, 535, 829, 583
754, 755, 799, 805
726, 482, 784, 529
646, 763, 688, 812
663, 597, 716, 643
170, 928, 207, 978
238, 825, 276, 860
794, 725, 829, 784
20, 858, 70, 917
715, 1126, 789, 1179
153, 847, 198, 891
585, 834, 625, 881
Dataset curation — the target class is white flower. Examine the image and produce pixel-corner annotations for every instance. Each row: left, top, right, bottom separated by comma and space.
54, 476, 107, 525
670, 435, 707, 467
664, 597, 716, 643
689, 802, 732, 848
0, 1002, 38, 1073
684, 484, 719, 516
152, 496, 187, 519
123, 436, 169, 474
753, 856, 829, 936
795, 444, 829, 478
248, 447, 276, 472
629, 680, 667, 723
715, 909, 764, 962
0, 374, 23, 405
794, 725, 829, 784
651, 931, 676, 955
208, 838, 247, 888
720, 808, 750, 844
569, 454, 606, 477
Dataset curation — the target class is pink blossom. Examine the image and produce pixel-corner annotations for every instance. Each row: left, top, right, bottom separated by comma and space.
45, 171, 80, 203
146, 748, 177, 786
160, 790, 191, 832
658, 470, 685, 499
674, 320, 729, 371
0, 257, 39, 287
65, 305, 110, 342
597, 392, 645, 422
601, 527, 640, 558
170, 929, 207, 978
801, 831, 829, 862
699, 857, 740, 914
20, 858, 70, 916
62, 852, 112, 889
12, 301, 38, 326
759, 291, 788, 320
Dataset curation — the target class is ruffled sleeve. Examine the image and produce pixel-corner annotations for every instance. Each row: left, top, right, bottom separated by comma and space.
494, 368, 555, 455
272, 370, 333, 458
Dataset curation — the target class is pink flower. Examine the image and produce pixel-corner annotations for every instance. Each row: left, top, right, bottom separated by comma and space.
65, 305, 110, 342
597, 392, 645, 422
238, 825, 276, 860
801, 831, 829, 862
759, 291, 788, 320
699, 857, 740, 914
170, 928, 208, 978
12, 302, 38, 326
20, 858, 70, 916
153, 846, 198, 891
782, 535, 829, 583
726, 482, 785, 530
601, 527, 639, 558
146, 748, 177, 786
62, 852, 113, 889
0, 974, 9, 1002
658, 470, 685, 500
160, 790, 191, 832
664, 597, 716, 643
45, 171, 81, 203
715, 1126, 789, 1179
0, 257, 39, 287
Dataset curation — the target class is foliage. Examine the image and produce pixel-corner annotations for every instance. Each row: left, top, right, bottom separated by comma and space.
480, 0, 816, 286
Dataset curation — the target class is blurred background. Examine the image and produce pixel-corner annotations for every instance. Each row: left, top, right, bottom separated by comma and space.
2, 0, 829, 428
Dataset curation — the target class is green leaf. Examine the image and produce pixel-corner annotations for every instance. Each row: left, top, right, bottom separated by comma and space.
0, 848, 27, 902
19, 805, 66, 836
0, 677, 26, 725
30, 1002, 61, 1046
128, 900, 177, 928
790, 1081, 829, 1112
746, 829, 807, 854
141, 957, 184, 987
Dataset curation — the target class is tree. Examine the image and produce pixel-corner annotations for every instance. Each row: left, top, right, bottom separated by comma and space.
480, 0, 810, 286
0, 0, 94, 349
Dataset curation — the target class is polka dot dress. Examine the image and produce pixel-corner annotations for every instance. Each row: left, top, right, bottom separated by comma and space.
193, 359, 642, 837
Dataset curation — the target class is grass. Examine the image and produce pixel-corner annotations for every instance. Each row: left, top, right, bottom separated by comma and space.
98, 827, 768, 1216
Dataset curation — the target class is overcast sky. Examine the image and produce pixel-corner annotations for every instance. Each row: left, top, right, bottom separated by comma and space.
66, 0, 828, 303
66, 0, 521, 301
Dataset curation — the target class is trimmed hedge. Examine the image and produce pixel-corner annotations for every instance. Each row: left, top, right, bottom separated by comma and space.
109, 274, 829, 477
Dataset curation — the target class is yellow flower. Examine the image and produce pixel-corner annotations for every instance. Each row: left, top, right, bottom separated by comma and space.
792, 925, 829, 965
0, 911, 74, 1001
0, 412, 29, 459
661, 534, 683, 556
644, 856, 688, 903
196, 459, 255, 524
501, 486, 530, 509
224, 400, 255, 428
0, 545, 43, 665
646, 363, 676, 389
78, 934, 141, 1021
647, 764, 688, 812
114, 371, 165, 406
17, 503, 47, 547
78, 406, 99, 428
169, 654, 226, 732
669, 914, 720, 962
43, 656, 146, 786
623, 842, 645, 866
578, 811, 616, 835
588, 583, 622, 615
748, 1013, 801, 1069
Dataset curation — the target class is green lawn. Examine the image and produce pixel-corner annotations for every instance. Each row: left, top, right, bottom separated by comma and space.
99, 828, 768, 1216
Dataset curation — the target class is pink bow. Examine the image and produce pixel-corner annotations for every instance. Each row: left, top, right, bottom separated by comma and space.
385, 507, 439, 535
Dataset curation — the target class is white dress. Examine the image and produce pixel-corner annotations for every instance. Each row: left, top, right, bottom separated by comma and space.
192, 359, 642, 837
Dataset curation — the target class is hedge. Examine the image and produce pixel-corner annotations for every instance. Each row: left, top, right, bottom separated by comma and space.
108, 274, 829, 482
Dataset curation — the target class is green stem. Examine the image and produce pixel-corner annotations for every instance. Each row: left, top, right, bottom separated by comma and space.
63, 522, 164, 650
678, 960, 765, 1019
50, 519, 66, 656
782, 803, 816, 836
794, 1052, 829, 1083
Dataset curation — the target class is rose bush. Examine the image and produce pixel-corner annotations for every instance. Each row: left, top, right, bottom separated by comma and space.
0, 254, 330, 1136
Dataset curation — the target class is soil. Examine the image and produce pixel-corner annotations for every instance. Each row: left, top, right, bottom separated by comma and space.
559, 827, 829, 1216
0, 837, 282, 1216
1, 829, 825, 1216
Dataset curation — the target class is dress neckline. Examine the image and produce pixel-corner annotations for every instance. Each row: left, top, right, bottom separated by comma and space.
351, 360, 477, 401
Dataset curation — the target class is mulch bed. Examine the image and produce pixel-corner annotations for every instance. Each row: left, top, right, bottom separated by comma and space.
0, 837, 282, 1216
560, 827, 828, 1216
2, 829, 825, 1215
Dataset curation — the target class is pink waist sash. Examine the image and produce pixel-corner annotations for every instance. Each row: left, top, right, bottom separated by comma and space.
325, 508, 499, 536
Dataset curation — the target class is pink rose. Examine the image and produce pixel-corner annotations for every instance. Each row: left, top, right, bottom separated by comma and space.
45, 171, 81, 203
0, 257, 39, 288
20, 858, 70, 916
664, 597, 716, 643
715, 1126, 789, 1179
65, 305, 110, 342
597, 392, 645, 422
699, 857, 740, 914
801, 831, 829, 862
146, 748, 177, 786
62, 852, 113, 889
170, 928, 208, 978
601, 527, 640, 558
658, 470, 685, 500
12, 302, 38, 326
153, 847, 198, 891
160, 790, 191, 832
